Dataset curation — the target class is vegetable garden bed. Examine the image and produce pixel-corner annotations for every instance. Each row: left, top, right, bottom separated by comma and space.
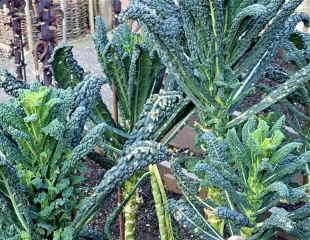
0, 1, 309, 240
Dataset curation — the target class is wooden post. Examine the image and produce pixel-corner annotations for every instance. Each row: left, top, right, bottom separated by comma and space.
111, 1, 124, 237
60, 0, 67, 42
112, 0, 121, 27
24, 0, 34, 54
89, 0, 95, 34
97, 0, 113, 29
5, 0, 27, 81
112, 84, 125, 240
94, 0, 98, 16
33, 0, 56, 85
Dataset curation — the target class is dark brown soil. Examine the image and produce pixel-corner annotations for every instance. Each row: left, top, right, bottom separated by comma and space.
82, 159, 170, 239
82, 157, 196, 240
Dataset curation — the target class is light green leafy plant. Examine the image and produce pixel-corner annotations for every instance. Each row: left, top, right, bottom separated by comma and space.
0, 70, 109, 239
170, 117, 310, 239
0, 67, 178, 240
122, 0, 310, 136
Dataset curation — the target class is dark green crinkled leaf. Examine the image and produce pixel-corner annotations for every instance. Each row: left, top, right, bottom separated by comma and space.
263, 207, 295, 233
50, 45, 85, 89
0, 69, 29, 97
0, 154, 32, 234
169, 199, 221, 240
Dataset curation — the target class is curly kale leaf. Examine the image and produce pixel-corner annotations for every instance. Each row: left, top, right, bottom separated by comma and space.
290, 203, 310, 220
126, 91, 190, 145
264, 181, 289, 199
0, 129, 24, 163
270, 151, 310, 182
171, 157, 201, 207
60, 122, 109, 178
0, 101, 25, 131
71, 74, 106, 114
198, 131, 226, 163
194, 163, 244, 206
94, 16, 109, 54
41, 119, 66, 141
263, 207, 295, 233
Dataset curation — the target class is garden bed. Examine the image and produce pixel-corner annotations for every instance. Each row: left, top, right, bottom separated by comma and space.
0, 1, 309, 240
83, 158, 196, 240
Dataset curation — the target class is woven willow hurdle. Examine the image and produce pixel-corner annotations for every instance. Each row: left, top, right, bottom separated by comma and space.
54, 0, 89, 40
0, 0, 89, 59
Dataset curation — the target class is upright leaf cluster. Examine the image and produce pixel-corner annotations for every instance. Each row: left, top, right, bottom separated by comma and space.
170, 117, 310, 239
122, 0, 310, 135
49, 17, 192, 239
0, 73, 108, 239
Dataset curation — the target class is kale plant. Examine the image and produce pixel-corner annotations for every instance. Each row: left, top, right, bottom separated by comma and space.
0, 68, 175, 240
49, 17, 193, 240
68, 89, 190, 239
262, 16, 310, 147
169, 117, 310, 239
50, 16, 193, 162
0, 70, 110, 239
121, 0, 310, 136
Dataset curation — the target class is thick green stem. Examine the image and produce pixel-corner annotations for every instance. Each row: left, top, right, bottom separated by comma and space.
306, 164, 310, 193
149, 164, 175, 240
104, 172, 151, 240
123, 175, 139, 240
208, 0, 221, 82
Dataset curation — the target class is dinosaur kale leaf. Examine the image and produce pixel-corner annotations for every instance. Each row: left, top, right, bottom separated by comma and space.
122, 0, 310, 136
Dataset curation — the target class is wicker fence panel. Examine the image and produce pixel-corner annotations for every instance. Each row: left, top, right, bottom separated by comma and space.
52, 0, 89, 40
0, 0, 89, 58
